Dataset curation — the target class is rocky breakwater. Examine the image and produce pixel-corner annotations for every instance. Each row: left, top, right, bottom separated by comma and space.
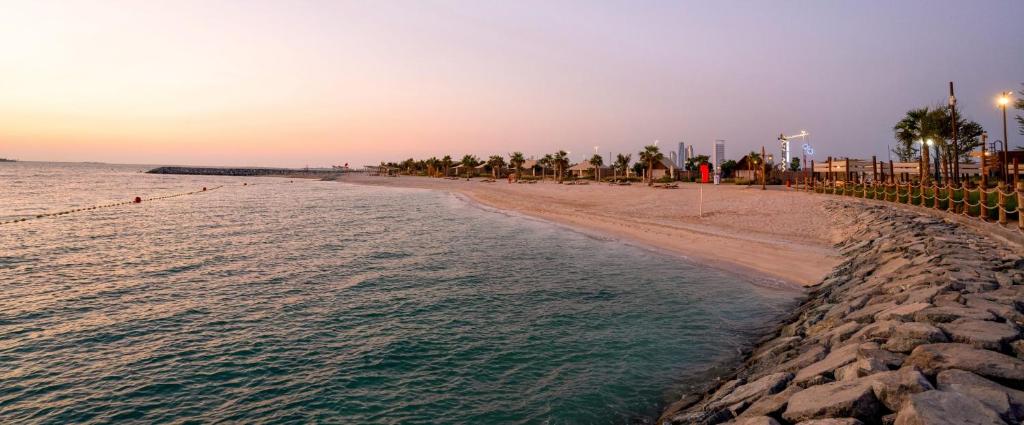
661, 201, 1024, 425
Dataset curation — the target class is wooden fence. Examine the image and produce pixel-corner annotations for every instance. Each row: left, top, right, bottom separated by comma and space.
795, 174, 1024, 232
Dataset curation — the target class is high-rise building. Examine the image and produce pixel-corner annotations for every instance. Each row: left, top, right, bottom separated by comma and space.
669, 151, 678, 167
713, 140, 726, 171
677, 142, 686, 168
685, 145, 694, 164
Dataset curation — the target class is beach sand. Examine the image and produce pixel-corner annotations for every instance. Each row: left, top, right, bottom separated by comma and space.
340, 175, 841, 287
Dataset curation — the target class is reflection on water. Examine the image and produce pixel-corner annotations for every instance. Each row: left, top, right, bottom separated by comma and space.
0, 162, 796, 424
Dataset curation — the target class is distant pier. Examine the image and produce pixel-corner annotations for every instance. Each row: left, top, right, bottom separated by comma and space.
147, 166, 361, 177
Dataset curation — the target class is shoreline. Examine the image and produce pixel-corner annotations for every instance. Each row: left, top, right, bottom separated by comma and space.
337, 174, 842, 288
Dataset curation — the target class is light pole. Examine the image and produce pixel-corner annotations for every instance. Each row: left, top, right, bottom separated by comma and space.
998, 92, 1012, 183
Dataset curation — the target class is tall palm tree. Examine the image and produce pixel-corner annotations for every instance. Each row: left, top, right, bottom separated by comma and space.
589, 154, 604, 182
441, 155, 453, 177
487, 155, 506, 178
614, 153, 631, 179
638, 145, 663, 184
553, 150, 568, 183
509, 152, 525, 179
460, 154, 478, 178
745, 151, 762, 170
540, 154, 554, 180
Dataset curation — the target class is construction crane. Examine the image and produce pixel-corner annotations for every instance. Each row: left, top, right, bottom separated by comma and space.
778, 130, 811, 169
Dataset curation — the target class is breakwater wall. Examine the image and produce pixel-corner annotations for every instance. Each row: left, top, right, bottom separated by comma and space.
661, 201, 1024, 425
147, 166, 345, 177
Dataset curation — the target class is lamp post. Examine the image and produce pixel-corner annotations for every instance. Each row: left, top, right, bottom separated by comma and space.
998, 92, 1012, 184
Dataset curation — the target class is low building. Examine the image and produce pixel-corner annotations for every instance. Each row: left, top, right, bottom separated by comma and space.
650, 157, 677, 180
568, 160, 612, 179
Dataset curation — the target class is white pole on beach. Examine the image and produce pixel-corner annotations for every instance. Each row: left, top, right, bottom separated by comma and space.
699, 183, 703, 218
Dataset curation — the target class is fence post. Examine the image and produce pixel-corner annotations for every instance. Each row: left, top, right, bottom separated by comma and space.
998, 182, 1007, 225
961, 182, 970, 216
889, 161, 895, 184
947, 182, 954, 213
1014, 158, 1019, 188
979, 186, 987, 220
872, 155, 877, 182
933, 182, 939, 209
1018, 181, 1024, 231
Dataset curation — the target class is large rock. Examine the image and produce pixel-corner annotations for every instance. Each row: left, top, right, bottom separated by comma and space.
893, 390, 1004, 425
866, 368, 934, 411
794, 420, 864, 425
937, 369, 1024, 422
782, 379, 881, 423
882, 322, 949, 353
913, 306, 996, 324
849, 321, 900, 344
715, 372, 793, 408
848, 302, 898, 324
904, 343, 1024, 382
938, 319, 1019, 350
875, 303, 931, 322
794, 344, 865, 385
730, 416, 780, 425
776, 345, 829, 375
738, 386, 802, 418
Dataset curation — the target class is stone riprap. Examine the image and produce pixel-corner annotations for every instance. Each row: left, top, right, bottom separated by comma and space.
661, 201, 1024, 425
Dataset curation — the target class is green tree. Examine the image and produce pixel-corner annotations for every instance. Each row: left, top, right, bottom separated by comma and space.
460, 154, 478, 178
789, 157, 801, 172
441, 155, 453, 177
720, 159, 737, 177
487, 155, 506, 178
614, 153, 631, 179
509, 152, 525, 178
744, 151, 761, 170
589, 154, 604, 181
638, 145, 664, 184
552, 150, 568, 182
686, 154, 710, 171
631, 161, 645, 178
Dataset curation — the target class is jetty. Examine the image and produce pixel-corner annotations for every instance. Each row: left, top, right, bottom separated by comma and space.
147, 166, 362, 177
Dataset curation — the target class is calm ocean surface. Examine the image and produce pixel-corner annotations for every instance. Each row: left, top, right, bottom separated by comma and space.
0, 162, 796, 424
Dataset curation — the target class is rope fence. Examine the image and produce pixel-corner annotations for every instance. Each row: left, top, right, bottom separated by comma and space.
795, 175, 1024, 232
0, 185, 225, 226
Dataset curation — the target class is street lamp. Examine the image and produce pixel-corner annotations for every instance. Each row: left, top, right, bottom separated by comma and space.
998, 92, 1012, 183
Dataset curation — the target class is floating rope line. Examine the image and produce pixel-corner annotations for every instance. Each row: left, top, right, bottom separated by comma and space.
0, 185, 225, 226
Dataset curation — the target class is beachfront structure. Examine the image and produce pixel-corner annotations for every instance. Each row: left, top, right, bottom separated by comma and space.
568, 160, 612, 179
650, 157, 677, 180
521, 159, 541, 176
713, 140, 726, 172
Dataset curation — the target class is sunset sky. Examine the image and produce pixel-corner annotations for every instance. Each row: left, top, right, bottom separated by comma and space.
1, 0, 1022, 167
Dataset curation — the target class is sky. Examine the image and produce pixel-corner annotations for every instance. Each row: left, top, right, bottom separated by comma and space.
1, 0, 1022, 167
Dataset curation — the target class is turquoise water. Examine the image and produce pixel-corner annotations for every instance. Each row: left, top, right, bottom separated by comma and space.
0, 162, 796, 424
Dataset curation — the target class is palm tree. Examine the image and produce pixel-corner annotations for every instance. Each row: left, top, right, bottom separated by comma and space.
589, 154, 604, 182
441, 155, 453, 177
614, 153, 631, 180
638, 145, 663, 184
509, 152, 525, 179
552, 150, 568, 183
540, 154, 554, 180
487, 155, 506, 178
893, 107, 931, 161
745, 151, 762, 170
460, 154, 478, 178
424, 157, 438, 177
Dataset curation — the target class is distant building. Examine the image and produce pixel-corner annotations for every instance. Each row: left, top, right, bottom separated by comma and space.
677, 142, 686, 168
713, 140, 726, 171
685, 145, 694, 166
668, 151, 678, 167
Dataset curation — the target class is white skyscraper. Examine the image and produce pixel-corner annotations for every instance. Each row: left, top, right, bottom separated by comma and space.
713, 140, 726, 171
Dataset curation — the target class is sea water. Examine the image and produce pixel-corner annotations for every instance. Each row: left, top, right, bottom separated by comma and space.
0, 162, 796, 424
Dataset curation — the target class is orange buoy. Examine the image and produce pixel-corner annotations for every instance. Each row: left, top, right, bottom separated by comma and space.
133, 196, 142, 203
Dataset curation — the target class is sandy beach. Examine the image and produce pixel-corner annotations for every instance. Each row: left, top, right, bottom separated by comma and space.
340, 175, 842, 287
